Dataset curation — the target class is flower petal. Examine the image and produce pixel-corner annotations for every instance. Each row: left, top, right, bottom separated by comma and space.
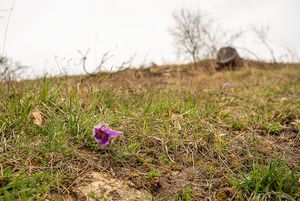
97, 134, 110, 146
93, 125, 110, 146
93, 127, 101, 138
93, 124, 123, 146
100, 126, 124, 138
93, 132, 110, 146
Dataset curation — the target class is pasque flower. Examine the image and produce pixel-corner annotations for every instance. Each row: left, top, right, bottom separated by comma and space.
222, 81, 234, 89
93, 124, 123, 146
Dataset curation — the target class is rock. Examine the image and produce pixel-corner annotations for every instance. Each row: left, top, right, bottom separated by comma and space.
77, 172, 152, 201
216, 47, 241, 70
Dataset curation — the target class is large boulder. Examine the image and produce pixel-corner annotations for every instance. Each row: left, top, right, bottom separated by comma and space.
216, 47, 241, 70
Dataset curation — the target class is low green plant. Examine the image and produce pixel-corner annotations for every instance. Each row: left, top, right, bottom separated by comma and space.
175, 186, 194, 201
229, 159, 300, 200
223, 114, 245, 131
127, 141, 141, 154
182, 186, 194, 201
158, 156, 171, 164
0, 169, 54, 201
146, 169, 160, 180
267, 123, 282, 135
88, 191, 96, 199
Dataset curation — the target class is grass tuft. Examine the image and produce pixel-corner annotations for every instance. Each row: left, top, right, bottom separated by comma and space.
229, 159, 300, 200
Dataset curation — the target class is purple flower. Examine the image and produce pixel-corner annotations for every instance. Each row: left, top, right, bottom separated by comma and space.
222, 82, 234, 89
93, 124, 123, 146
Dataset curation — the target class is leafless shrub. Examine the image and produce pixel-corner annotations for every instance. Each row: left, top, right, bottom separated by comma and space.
0, 0, 22, 88
248, 24, 299, 64
115, 52, 136, 71
280, 45, 299, 63
54, 55, 73, 76
0, 56, 26, 90
251, 25, 277, 64
78, 49, 113, 76
169, 8, 244, 65
78, 49, 136, 76
233, 46, 262, 65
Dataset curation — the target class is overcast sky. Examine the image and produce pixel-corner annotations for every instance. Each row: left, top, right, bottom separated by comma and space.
0, 0, 299, 77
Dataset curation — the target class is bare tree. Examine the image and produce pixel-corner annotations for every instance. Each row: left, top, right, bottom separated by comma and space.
169, 8, 208, 64
169, 8, 244, 64
251, 25, 277, 64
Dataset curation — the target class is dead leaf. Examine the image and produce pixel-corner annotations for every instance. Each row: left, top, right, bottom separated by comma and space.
31, 109, 43, 126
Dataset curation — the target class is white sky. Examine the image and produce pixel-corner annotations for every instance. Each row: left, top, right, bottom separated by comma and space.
0, 0, 299, 78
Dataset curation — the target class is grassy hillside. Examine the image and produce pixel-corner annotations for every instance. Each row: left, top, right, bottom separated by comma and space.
0, 63, 300, 200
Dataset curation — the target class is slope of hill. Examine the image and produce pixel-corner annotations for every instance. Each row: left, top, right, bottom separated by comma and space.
1, 62, 299, 200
